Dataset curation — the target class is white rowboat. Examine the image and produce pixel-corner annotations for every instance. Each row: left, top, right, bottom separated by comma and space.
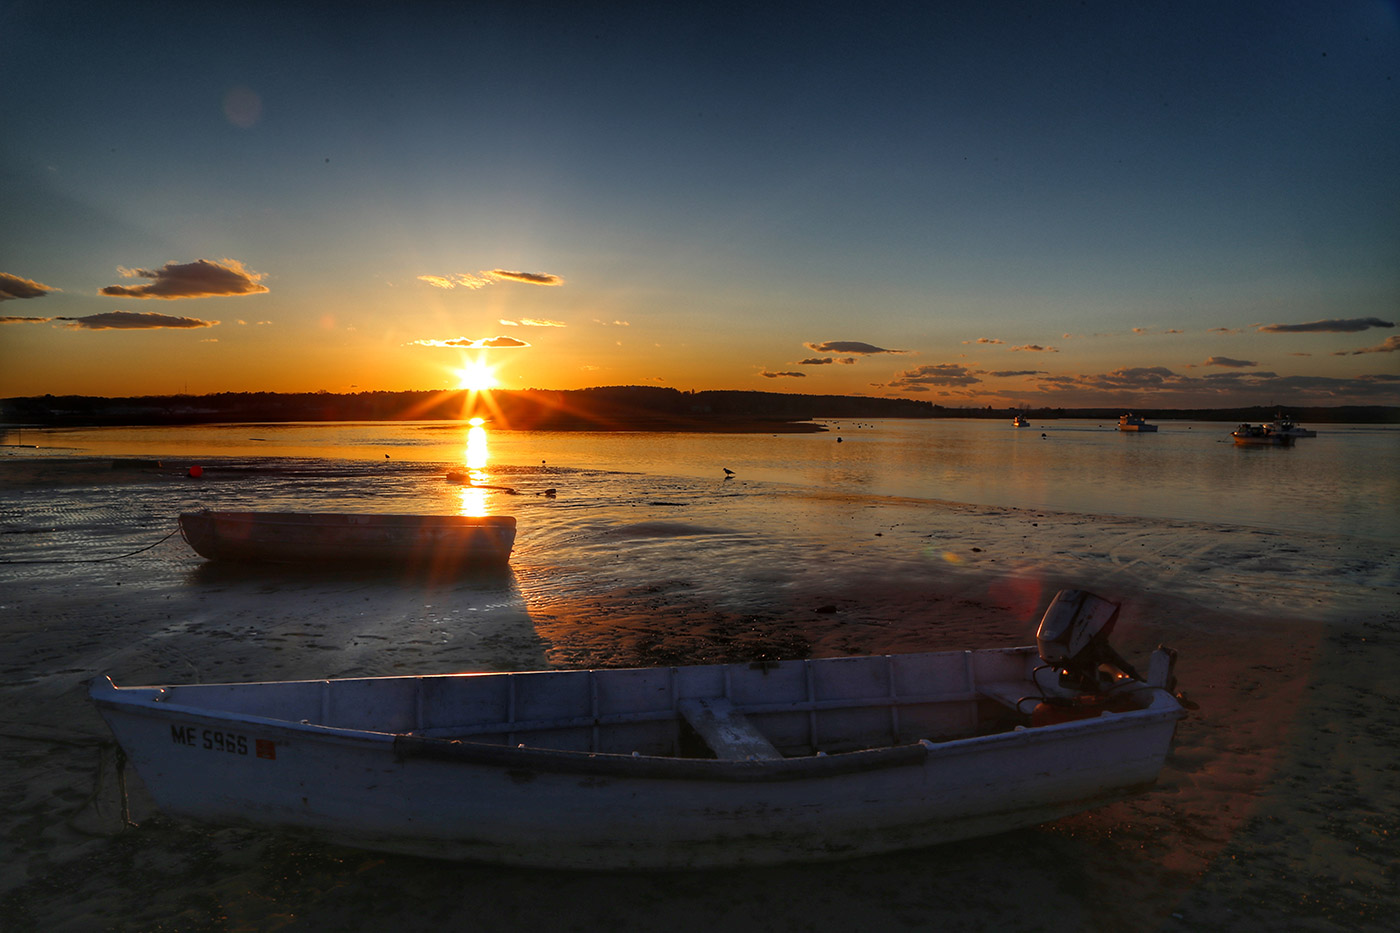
91, 591, 1185, 869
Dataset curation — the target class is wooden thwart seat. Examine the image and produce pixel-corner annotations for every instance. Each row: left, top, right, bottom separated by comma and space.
678, 697, 783, 760
980, 682, 1037, 713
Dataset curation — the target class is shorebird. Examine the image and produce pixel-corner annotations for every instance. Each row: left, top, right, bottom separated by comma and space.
723, 468, 735, 478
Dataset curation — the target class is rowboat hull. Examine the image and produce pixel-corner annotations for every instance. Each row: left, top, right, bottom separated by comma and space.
178, 511, 516, 566
92, 647, 1184, 869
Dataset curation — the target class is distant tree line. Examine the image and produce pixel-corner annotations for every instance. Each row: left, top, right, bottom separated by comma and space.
0, 387, 937, 429
1, 388, 1394, 428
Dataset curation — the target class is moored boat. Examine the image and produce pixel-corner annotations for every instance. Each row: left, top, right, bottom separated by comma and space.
1231, 423, 1293, 446
91, 589, 1185, 869
1268, 414, 1316, 438
178, 510, 516, 566
1013, 414, 1031, 427
1117, 413, 1158, 432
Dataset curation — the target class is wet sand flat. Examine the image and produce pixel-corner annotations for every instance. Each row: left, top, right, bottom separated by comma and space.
1, 457, 1397, 931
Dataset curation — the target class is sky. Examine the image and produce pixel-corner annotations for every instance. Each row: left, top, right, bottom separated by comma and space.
2, 0, 1397, 408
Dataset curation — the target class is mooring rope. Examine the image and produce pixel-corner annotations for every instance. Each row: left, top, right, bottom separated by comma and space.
0, 731, 138, 835
0, 527, 181, 565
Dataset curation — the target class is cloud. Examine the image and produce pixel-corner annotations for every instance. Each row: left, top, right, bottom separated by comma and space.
594, 319, 630, 326
420, 274, 471, 290
886, 363, 982, 388
804, 340, 906, 354
410, 335, 531, 349
1061, 366, 1180, 390
0, 272, 58, 301
418, 272, 493, 290
489, 269, 565, 286
56, 311, 219, 330
887, 361, 1398, 406
419, 269, 565, 290
1208, 327, 1245, 335
0, 315, 53, 324
1258, 317, 1394, 334
760, 370, 806, 378
1333, 335, 1400, 356
1051, 368, 1395, 402
99, 259, 268, 299
1204, 356, 1257, 368
962, 337, 1004, 345
987, 370, 1044, 377
1010, 344, 1058, 352
799, 357, 835, 365
500, 318, 566, 327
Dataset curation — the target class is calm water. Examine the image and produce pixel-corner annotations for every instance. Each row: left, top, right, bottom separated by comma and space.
4, 417, 1396, 541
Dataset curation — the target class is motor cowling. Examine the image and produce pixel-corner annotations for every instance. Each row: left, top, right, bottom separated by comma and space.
1036, 589, 1141, 692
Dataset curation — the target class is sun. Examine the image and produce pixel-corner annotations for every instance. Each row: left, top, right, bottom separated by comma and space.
453, 360, 498, 392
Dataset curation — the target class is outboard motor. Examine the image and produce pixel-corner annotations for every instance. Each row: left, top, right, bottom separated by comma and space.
1036, 589, 1142, 693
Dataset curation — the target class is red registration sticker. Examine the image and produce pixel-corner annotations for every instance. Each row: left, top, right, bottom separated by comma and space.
255, 739, 277, 760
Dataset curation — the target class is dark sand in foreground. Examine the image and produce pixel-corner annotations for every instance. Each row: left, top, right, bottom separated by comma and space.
1, 458, 1396, 931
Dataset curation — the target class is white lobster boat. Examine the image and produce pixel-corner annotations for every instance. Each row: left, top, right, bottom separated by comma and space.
1117, 413, 1158, 432
1231, 423, 1293, 446
1268, 414, 1316, 438
91, 590, 1184, 870
178, 510, 516, 566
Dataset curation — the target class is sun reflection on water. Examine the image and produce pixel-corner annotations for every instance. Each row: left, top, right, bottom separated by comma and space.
457, 418, 492, 517
457, 485, 489, 517
466, 418, 488, 469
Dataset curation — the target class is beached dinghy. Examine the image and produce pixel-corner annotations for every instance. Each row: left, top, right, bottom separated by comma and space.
91, 589, 1184, 869
178, 510, 516, 566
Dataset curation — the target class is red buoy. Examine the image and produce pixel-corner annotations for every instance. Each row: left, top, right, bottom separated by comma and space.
188, 465, 203, 478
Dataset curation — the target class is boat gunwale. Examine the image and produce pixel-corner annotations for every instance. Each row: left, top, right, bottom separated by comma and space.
90, 666, 1185, 783
180, 510, 517, 528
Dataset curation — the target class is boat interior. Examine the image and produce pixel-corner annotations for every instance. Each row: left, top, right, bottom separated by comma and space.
123, 648, 1163, 760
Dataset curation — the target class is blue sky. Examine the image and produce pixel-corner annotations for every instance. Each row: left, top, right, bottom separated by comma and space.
2, 0, 1397, 406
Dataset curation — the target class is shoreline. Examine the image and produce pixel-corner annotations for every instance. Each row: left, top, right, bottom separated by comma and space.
5, 392, 1397, 429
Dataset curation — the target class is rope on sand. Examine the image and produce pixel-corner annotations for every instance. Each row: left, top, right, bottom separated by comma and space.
0, 527, 181, 565
68, 741, 139, 835
0, 731, 138, 834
